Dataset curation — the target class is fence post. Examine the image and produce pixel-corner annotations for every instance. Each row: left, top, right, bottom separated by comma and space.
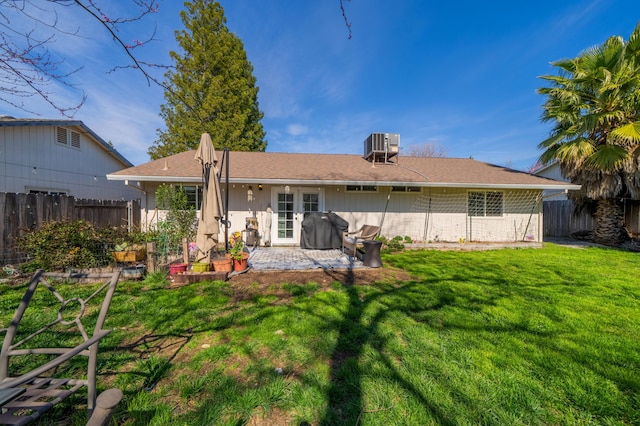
182, 238, 189, 265
146, 242, 156, 273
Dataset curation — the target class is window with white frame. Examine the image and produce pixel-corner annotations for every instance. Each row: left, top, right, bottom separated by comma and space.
468, 191, 503, 217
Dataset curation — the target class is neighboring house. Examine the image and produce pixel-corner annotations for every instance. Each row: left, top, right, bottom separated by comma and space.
107, 134, 579, 245
0, 117, 140, 200
534, 161, 569, 200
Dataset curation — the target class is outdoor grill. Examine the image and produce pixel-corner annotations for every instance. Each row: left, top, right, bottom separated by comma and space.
300, 212, 348, 250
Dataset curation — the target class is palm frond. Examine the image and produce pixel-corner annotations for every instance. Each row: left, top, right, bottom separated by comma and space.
624, 23, 640, 57
610, 122, 640, 145
585, 144, 628, 172
556, 138, 594, 162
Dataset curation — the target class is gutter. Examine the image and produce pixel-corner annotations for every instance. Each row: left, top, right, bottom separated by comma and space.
107, 174, 581, 191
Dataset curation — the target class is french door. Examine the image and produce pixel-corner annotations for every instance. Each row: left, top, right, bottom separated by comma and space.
271, 188, 323, 245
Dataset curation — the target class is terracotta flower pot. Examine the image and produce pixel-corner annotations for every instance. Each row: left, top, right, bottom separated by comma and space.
232, 252, 249, 272
211, 256, 233, 272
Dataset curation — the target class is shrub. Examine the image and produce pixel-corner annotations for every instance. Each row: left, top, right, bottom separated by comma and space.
16, 220, 144, 271
377, 235, 405, 252
154, 184, 197, 252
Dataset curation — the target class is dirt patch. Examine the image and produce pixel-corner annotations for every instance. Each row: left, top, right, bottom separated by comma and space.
228, 266, 412, 293
226, 266, 415, 306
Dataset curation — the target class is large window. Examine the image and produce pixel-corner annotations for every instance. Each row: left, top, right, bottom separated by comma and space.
468, 191, 503, 217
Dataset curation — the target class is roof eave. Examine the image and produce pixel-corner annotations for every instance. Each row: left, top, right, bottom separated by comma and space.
106, 174, 581, 191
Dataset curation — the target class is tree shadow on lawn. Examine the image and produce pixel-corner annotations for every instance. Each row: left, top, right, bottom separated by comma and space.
108, 268, 501, 425
98, 261, 637, 425
317, 267, 469, 426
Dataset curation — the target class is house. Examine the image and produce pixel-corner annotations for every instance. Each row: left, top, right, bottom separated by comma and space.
0, 117, 140, 200
534, 161, 569, 201
108, 133, 579, 245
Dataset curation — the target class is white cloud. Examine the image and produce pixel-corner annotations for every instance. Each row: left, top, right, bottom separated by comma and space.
286, 124, 308, 136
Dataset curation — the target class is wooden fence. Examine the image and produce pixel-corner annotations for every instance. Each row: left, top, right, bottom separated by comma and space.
1, 193, 140, 264
543, 199, 640, 238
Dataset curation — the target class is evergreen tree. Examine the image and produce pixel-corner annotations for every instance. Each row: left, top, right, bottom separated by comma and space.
149, 0, 266, 159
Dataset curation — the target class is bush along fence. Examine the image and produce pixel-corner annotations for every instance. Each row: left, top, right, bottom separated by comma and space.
0, 193, 140, 265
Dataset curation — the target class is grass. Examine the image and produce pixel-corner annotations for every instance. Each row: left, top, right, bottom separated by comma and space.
1, 243, 639, 425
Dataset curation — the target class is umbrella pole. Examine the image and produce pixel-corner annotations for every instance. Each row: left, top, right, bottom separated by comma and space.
222, 148, 230, 252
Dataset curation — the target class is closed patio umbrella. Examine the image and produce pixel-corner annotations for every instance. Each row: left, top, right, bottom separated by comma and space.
194, 133, 223, 263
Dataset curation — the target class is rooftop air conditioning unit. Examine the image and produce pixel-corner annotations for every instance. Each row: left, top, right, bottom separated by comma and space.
364, 132, 400, 162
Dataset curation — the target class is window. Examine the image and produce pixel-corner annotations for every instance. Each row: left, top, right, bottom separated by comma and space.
468, 191, 503, 217
29, 189, 67, 196
56, 127, 81, 149
346, 185, 377, 192
391, 186, 421, 193
183, 185, 202, 208
302, 193, 319, 218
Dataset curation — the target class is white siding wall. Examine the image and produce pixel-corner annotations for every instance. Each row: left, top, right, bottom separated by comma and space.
141, 183, 543, 244
0, 125, 139, 200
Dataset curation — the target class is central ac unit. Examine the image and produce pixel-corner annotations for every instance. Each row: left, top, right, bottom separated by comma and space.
364, 133, 400, 162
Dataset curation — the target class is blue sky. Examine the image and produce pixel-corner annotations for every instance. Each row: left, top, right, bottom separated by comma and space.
2, 1, 639, 170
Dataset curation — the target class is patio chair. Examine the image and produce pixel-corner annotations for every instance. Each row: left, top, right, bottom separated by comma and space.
342, 224, 381, 257
0, 270, 123, 425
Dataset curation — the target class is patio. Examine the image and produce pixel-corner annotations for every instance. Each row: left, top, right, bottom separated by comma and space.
246, 247, 365, 271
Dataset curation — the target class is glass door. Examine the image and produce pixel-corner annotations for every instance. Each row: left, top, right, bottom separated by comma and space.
271, 188, 323, 245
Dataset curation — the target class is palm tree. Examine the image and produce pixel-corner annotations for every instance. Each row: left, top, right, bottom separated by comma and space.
538, 24, 640, 245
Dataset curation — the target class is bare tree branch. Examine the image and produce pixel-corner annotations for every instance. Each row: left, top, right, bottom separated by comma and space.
404, 142, 449, 158
0, 0, 160, 117
339, 0, 352, 40
0, 1, 355, 117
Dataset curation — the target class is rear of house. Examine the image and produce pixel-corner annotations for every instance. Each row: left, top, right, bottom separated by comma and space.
108, 133, 578, 245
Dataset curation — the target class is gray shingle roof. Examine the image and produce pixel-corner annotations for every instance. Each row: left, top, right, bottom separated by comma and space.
108, 150, 579, 190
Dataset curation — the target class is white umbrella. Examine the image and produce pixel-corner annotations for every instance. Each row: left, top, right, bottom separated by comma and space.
194, 133, 223, 262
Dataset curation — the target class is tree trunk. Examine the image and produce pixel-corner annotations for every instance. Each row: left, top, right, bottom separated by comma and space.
593, 198, 628, 245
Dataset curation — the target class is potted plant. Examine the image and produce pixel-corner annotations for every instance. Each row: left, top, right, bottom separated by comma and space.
112, 242, 146, 263
229, 231, 249, 271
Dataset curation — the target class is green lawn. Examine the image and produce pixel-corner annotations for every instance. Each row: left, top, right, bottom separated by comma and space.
1, 243, 639, 425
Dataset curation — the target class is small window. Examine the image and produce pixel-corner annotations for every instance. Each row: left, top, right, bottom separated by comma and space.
391, 186, 421, 193
468, 191, 503, 217
346, 185, 377, 192
29, 189, 67, 196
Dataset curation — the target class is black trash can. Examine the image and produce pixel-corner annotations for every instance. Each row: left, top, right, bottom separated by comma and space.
362, 240, 382, 268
